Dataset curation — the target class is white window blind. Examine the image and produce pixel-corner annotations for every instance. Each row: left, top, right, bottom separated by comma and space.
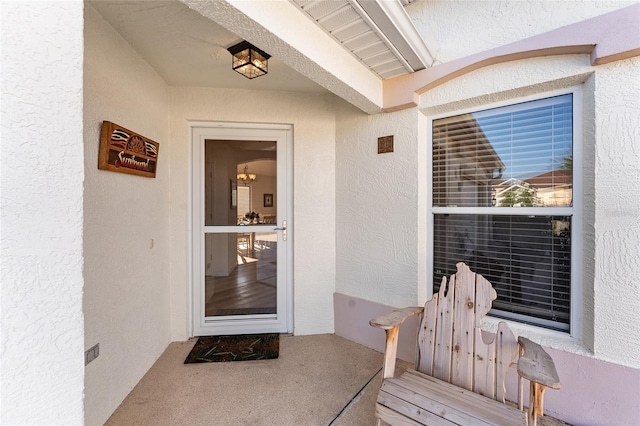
431, 94, 574, 331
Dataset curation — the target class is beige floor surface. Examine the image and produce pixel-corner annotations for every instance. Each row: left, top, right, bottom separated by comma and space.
106, 334, 567, 426
106, 334, 390, 426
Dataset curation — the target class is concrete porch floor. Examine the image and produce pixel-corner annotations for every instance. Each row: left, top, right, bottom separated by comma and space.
106, 334, 388, 426
105, 334, 567, 426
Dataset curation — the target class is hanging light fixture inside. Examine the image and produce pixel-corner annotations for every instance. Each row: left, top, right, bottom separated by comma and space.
237, 163, 257, 185
227, 41, 271, 79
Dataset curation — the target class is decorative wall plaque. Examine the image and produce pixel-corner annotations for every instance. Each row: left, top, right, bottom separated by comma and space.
378, 135, 394, 154
98, 121, 159, 178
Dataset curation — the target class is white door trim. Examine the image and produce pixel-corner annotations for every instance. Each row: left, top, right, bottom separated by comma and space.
189, 121, 293, 336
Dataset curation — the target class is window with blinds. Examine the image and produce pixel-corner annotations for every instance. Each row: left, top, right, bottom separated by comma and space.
431, 93, 575, 331
237, 186, 251, 216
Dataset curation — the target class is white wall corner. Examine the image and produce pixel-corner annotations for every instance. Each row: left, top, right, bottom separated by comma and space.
335, 99, 420, 307
83, 4, 172, 424
1, 1, 85, 424
590, 57, 640, 368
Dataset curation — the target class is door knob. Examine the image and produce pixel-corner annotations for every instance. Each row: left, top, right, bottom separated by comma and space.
274, 220, 287, 241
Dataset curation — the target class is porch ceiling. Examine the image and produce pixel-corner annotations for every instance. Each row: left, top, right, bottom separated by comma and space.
89, 0, 433, 114
290, 0, 434, 79
89, 0, 327, 93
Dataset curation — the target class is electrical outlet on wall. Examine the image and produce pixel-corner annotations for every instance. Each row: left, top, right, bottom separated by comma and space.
85, 343, 100, 365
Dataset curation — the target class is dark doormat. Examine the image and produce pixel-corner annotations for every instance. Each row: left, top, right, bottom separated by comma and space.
184, 334, 279, 363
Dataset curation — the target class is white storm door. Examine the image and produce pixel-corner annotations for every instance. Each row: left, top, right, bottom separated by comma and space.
191, 123, 292, 336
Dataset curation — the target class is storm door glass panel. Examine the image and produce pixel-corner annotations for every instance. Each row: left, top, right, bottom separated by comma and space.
204, 140, 277, 226
203, 139, 278, 317
204, 232, 277, 316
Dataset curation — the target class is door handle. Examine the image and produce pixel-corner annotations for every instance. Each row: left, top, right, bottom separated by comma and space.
274, 220, 287, 241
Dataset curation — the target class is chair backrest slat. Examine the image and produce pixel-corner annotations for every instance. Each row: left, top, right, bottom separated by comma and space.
416, 262, 518, 402
495, 322, 519, 403
451, 265, 476, 390
432, 273, 455, 382
473, 328, 497, 398
416, 276, 442, 375
472, 271, 499, 397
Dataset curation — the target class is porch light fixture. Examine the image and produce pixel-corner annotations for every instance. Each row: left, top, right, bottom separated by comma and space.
227, 41, 271, 79
237, 163, 257, 185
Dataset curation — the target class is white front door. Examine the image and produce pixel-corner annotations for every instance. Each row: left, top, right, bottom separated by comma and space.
191, 123, 293, 336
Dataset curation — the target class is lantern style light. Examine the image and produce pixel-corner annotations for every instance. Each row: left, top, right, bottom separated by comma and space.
227, 41, 271, 79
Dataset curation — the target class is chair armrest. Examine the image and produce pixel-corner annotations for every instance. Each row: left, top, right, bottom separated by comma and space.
517, 337, 561, 390
370, 307, 423, 379
369, 306, 423, 330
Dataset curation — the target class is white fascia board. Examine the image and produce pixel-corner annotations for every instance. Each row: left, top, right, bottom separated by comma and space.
355, 0, 435, 70
181, 0, 383, 113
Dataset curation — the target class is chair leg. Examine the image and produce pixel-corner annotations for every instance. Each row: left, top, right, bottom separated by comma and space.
528, 382, 548, 426
382, 327, 400, 379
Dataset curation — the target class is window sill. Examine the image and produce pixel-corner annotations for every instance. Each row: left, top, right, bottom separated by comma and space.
481, 316, 592, 357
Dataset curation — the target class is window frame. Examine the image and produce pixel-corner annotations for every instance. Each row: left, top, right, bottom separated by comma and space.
426, 86, 583, 337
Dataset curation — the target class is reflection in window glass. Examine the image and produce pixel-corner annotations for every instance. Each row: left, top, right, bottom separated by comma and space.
431, 93, 576, 331
433, 94, 573, 208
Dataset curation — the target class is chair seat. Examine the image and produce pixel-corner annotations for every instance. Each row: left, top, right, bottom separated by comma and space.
377, 369, 526, 426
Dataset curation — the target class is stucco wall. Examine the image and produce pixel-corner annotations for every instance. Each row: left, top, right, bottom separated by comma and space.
591, 56, 640, 365
335, 3, 639, 420
168, 87, 337, 339
402, 0, 640, 371
418, 54, 640, 369
83, 5, 171, 425
335, 103, 422, 307
0, 1, 85, 424
406, 0, 636, 64
424, 53, 640, 424
335, 52, 640, 424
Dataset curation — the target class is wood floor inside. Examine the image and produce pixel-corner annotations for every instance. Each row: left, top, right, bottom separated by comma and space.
205, 239, 277, 316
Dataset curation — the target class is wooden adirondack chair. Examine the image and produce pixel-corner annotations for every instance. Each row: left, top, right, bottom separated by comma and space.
370, 262, 560, 426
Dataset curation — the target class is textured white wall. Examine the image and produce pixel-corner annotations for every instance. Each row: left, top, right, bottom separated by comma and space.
406, 0, 636, 65
333, 2, 640, 420
83, 6, 171, 425
0, 1, 85, 424
335, 102, 421, 307
168, 87, 337, 339
405, 0, 640, 369
591, 57, 640, 365
336, 51, 640, 423
418, 53, 640, 369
